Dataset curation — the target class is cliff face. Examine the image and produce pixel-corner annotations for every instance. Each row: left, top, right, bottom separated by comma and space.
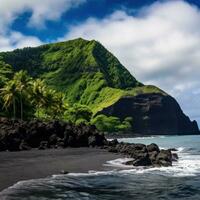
97, 93, 199, 135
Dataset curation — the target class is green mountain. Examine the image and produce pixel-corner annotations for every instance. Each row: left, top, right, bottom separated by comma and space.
0, 38, 163, 114
0, 38, 198, 134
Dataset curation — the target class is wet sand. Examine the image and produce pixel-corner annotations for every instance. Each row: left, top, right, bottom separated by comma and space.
0, 148, 120, 191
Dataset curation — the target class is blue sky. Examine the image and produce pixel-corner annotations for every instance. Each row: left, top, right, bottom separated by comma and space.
10, 0, 164, 42
0, 0, 200, 125
10, 0, 200, 42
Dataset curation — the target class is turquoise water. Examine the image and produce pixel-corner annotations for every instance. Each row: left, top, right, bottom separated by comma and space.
1, 135, 200, 200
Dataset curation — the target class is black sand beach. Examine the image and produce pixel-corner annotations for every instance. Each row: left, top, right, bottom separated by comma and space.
0, 148, 120, 191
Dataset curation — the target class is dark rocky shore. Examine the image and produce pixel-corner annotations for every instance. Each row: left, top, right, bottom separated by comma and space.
0, 118, 178, 168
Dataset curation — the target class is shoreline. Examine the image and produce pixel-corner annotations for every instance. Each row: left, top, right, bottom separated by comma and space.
106, 133, 200, 139
0, 148, 121, 192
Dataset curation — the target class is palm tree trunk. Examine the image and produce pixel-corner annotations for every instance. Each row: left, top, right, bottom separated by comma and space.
20, 91, 23, 120
37, 105, 39, 118
13, 97, 16, 120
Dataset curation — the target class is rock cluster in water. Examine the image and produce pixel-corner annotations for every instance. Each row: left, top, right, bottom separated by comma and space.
0, 118, 178, 167
105, 139, 178, 167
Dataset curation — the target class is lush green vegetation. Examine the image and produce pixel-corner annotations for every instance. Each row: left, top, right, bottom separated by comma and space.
0, 70, 65, 120
0, 38, 165, 133
91, 115, 132, 133
63, 104, 92, 125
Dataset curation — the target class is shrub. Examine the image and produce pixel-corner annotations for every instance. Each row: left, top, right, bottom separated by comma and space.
64, 104, 92, 124
91, 114, 132, 133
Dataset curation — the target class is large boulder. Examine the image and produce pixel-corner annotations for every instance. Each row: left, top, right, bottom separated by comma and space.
48, 134, 58, 146
38, 141, 48, 150
0, 140, 6, 151
19, 140, 31, 151
149, 151, 159, 164
67, 135, 77, 147
109, 139, 119, 146
88, 135, 96, 147
147, 143, 160, 153
155, 149, 172, 167
132, 156, 152, 166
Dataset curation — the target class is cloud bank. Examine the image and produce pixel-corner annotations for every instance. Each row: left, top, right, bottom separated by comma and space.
0, 0, 85, 51
62, 0, 200, 123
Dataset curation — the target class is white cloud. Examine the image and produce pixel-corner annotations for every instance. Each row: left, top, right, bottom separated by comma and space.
61, 0, 200, 124
0, 0, 86, 28
0, 32, 42, 52
0, 0, 85, 51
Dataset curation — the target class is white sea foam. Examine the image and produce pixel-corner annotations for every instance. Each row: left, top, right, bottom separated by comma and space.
104, 158, 134, 168
52, 170, 117, 178
118, 136, 166, 141
177, 147, 185, 152
102, 146, 200, 177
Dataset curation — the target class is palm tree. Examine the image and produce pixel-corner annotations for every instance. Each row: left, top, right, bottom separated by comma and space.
0, 61, 13, 88
30, 79, 47, 118
31, 79, 65, 119
43, 88, 57, 118
13, 70, 31, 120
52, 92, 65, 119
42, 88, 65, 119
0, 80, 19, 119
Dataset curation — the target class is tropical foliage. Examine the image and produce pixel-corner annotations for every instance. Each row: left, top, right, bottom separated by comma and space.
64, 104, 92, 124
0, 70, 64, 120
91, 115, 132, 133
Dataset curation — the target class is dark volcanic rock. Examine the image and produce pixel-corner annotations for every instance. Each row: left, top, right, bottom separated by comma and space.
108, 146, 118, 153
49, 134, 58, 146
19, 140, 31, 151
0, 118, 106, 151
109, 139, 119, 146
147, 143, 160, 153
172, 153, 179, 161
149, 151, 159, 164
0, 140, 6, 151
132, 156, 152, 166
88, 136, 97, 147
67, 135, 76, 147
155, 149, 172, 167
97, 93, 199, 135
38, 141, 48, 150
106, 140, 177, 167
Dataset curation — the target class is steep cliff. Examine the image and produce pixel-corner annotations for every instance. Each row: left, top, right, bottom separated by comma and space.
97, 93, 199, 135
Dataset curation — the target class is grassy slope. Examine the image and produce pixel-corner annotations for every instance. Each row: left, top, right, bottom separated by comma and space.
0, 38, 165, 114
90, 85, 166, 114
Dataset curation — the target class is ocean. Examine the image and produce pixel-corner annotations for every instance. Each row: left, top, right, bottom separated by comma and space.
0, 135, 200, 200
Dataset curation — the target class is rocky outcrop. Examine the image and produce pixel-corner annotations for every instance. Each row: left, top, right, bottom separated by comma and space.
0, 118, 107, 151
97, 93, 199, 135
106, 141, 178, 167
